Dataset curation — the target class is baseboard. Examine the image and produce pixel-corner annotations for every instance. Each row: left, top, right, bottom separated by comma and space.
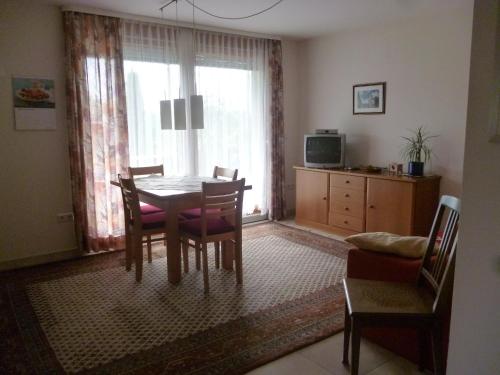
0, 247, 83, 272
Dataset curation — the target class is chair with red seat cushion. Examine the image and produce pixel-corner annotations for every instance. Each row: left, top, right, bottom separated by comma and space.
119, 174, 171, 282
140, 203, 164, 215
179, 178, 245, 293
180, 166, 238, 265
128, 165, 166, 250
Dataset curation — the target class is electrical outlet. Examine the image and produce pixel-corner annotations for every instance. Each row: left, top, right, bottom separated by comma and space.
57, 212, 74, 223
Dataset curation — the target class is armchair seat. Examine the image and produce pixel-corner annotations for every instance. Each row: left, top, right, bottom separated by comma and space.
179, 218, 235, 236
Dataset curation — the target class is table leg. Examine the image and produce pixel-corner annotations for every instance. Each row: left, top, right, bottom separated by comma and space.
166, 202, 181, 284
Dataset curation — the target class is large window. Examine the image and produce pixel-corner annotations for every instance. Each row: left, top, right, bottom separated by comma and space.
123, 23, 269, 216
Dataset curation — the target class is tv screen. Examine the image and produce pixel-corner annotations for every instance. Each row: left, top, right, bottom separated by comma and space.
306, 136, 342, 163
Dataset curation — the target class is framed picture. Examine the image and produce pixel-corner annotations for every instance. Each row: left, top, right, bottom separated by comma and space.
353, 82, 386, 115
12, 76, 56, 130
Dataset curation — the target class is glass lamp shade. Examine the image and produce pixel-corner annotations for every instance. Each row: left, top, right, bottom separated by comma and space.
160, 100, 172, 129
173, 98, 187, 130
190, 95, 204, 129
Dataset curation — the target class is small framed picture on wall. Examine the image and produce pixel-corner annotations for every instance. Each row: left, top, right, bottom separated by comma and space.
353, 82, 386, 115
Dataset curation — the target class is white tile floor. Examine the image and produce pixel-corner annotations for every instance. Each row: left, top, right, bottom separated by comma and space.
246, 220, 429, 375
246, 332, 427, 375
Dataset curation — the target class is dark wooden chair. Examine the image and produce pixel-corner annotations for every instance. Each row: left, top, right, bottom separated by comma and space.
342, 195, 460, 375
179, 179, 245, 293
118, 174, 168, 281
180, 166, 238, 267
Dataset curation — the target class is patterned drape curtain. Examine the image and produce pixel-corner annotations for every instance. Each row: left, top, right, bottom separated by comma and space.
63, 12, 129, 251
268, 39, 286, 220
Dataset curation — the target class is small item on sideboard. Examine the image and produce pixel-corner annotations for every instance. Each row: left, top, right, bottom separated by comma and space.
388, 162, 404, 175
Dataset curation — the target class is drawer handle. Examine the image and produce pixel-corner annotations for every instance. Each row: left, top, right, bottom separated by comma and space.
322, 197, 327, 200
344, 220, 348, 224
344, 207, 349, 211
369, 205, 375, 209
345, 180, 350, 184
344, 193, 350, 198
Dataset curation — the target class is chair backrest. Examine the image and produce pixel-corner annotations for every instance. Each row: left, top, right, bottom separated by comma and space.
417, 195, 460, 313
213, 166, 238, 181
118, 174, 141, 228
200, 179, 245, 237
128, 165, 164, 178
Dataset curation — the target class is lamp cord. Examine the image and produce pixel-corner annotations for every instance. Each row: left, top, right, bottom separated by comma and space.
161, 0, 285, 20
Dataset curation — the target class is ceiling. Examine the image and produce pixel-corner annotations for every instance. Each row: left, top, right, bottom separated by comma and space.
46, 0, 471, 39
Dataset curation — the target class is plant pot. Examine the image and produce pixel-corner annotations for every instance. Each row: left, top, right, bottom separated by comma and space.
408, 161, 424, 176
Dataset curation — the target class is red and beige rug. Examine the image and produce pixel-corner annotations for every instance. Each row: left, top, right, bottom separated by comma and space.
0, 222, 350, 374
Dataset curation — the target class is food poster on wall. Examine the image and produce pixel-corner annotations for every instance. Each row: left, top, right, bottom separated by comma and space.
12, 77, 56, 130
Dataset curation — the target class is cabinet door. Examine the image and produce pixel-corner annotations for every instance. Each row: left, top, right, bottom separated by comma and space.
366, 178, 414, 235
296, 170, 329, 224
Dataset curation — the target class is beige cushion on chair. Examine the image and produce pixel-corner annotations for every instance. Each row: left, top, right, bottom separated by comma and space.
345, 232, 429, 258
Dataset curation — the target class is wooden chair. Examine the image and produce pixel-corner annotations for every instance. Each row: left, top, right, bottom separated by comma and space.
342, 195, 460, 375
179, 179, 245, 293
180, 166, 238, 267
118, 174, 168, 282
128, 165, 165, 249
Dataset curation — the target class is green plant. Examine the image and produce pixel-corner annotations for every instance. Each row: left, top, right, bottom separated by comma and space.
401, 127, 437, 163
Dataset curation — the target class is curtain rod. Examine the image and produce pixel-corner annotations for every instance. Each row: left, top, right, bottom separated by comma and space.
60, 5, 281, 41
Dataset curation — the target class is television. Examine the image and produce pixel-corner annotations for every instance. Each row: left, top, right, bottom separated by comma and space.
304, 133, 346, 168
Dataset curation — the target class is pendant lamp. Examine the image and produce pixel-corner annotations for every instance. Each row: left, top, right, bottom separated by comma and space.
174, 98, 187, 130
160, 100, 172, 129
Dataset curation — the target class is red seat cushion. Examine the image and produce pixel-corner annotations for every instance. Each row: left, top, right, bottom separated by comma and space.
180, 208, 221, 219
179, 218, 234, 236
140, 204, 164, 215
141, 211, 165, 230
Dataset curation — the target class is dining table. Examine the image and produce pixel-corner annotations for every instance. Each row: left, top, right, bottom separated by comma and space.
111, 174, 252, 284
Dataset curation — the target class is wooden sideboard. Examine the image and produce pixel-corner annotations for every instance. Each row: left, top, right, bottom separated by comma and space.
294, 166, 440, 236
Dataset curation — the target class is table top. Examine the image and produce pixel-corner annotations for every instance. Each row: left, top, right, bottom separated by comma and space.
111, 175, 252, 200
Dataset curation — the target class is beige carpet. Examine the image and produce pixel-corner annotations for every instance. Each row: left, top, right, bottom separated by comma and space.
2, 223, 351, 374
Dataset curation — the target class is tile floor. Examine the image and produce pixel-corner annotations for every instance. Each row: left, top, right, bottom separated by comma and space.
246, 220, 429, 375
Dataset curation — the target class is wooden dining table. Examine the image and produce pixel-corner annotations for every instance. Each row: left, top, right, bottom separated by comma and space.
111, 175, 251, 284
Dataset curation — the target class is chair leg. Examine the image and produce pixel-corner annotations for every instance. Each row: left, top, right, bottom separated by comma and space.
195, 241, 201, 270
182, 239, 189, 273
418, 328, 427, 372
201, 243, 209, 293
431, 323, 444, 375
134, 234, 143, 282
125, 231, 132, 271
234, 239, 243, 284
147, 235, 152, 263
342, 303, 351, 365
214, 242, 220, 269
350, 318, 361, 375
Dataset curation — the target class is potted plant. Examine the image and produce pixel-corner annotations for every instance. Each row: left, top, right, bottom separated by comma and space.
401, 127, 437, 176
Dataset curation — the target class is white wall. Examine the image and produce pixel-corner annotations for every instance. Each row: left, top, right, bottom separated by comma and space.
297, 6, 473, 196
447, 0, 500, 373
0, 0, 77, 267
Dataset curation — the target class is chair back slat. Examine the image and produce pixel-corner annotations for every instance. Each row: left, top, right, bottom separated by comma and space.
417, 195, 460, 313
129, 165, 164, 177
213, 166, 238, 181
118, 174, 142, 227
200, 179, 245, 238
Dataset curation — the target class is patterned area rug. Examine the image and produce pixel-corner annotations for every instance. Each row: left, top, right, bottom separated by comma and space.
0, 222, 350, 374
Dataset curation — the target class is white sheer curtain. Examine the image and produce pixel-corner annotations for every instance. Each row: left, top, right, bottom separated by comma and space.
122, 22, 270, 215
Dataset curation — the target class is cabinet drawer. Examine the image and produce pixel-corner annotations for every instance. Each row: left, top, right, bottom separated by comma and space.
331, 213, 364, 232
331, 187, 365, 204
331, 174, 365, 191
331, 201, 365, 219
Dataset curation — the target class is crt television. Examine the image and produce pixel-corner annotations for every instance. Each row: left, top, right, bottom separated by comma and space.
304, 133, 346, 168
